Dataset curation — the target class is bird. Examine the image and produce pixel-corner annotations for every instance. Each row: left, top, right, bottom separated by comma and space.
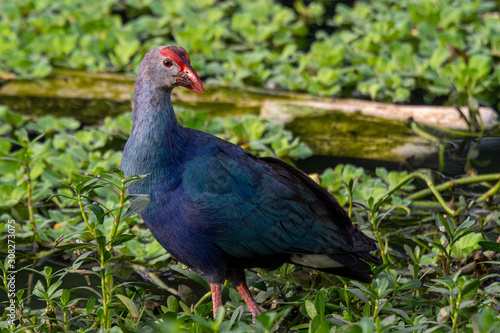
122, 45, 379, 321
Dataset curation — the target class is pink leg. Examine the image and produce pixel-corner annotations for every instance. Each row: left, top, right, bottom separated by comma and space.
210, 284, 222, 319
237, 283, 262, 322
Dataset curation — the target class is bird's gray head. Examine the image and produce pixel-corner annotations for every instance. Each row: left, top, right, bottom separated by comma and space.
138, 45, 204, 94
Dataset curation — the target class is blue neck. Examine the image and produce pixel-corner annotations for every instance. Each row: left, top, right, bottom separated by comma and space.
123, 80, 185, 198
130, 78, 180, 149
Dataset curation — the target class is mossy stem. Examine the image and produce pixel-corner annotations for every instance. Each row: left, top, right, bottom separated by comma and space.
24, 150, 40, 243
343, 281, 353, 322
451, 289, 461, 332
194, 290, 212, 314
376, 171, 458, 217
438, 143, 446, 173
407, 173, 500, 201
477, 178, 500, 202
371, 213, 389, 267
108, 180, 126, 251
78, 194, 94, 237
63, 308, 68, 332
414, 172, 457, 217
372, 297, 380, 321
99, 250, 111, 329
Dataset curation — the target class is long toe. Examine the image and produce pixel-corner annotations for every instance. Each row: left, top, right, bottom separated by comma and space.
250, 306, 262, 323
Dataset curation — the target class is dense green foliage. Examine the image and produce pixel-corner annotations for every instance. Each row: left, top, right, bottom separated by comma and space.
1, 108, 499, 332
1, 0, 499, 331
1, 0, 499, 107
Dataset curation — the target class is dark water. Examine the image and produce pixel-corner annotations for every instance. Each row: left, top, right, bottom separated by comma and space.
297, 137, 500, 176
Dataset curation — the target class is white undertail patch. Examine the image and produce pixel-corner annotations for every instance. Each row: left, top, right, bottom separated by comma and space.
290, 254, 344, 268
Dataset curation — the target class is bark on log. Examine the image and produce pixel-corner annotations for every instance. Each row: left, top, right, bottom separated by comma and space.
260, 99, 498, 130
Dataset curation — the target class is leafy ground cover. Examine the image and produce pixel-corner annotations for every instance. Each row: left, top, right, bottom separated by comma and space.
0, 107, 499, 332
1, 0, 498, 107
0, 1, 499, 331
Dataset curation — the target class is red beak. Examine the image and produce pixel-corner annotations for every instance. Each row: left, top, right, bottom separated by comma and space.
178, 65, 204, 94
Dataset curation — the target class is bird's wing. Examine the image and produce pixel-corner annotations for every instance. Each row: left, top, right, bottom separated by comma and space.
181, 131, 372, 259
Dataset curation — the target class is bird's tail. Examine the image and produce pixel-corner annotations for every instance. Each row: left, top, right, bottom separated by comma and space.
324, 248, 379, 283
290, 250, 379, 284
289, 227, 380, 284
324, 227, 380, 283
320, 264, 373, 283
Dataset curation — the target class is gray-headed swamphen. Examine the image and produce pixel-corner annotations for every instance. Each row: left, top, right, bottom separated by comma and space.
122, 45, 379, 321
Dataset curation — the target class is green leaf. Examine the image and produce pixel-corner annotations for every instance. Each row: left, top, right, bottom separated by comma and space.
214, 305, 225, 325
315, 292, 326, 321
368, 197, 375, 211
72, 251, 95, 271
179, 301, 192, 315
383, 307, 410, 321
86, 204, 106, 224
60, 289, 70, 306
99, 185, 120, 198
44, 266, 53, 278
107, 234, 136, 247
472, 307, 500, 333
86, 296, 96, 315
170, 265, 210, 291
455, 217, 476, 237
32, 287, 49, 300
372, 263, 389, 277
105, 255, 136, 263
190, 315, 214, 332
461, 279, 480, 297
347, 288, 369, 303
124, 174, 150, 187
381, 314, 397, 327
47, 281, 63, 297
120, 196, 150, 220
167, 295, 179, 314
434, 214, 453, 237
57, 242, 97, 253
400, 279, 422, 291
452, 232, 483, 258
375, 168, 389, 183
0, 156, 23, 163
305, 299, 317, 319
80, 178, 99, 194
116, 294, 139, 320
290, 323, 310, 330
468, 55, 492, 80
70, 286, 101, 299
478, 241, 500, 252
428, 287, 454, 297
430, 235, 448, 254
96, 236, 107, 251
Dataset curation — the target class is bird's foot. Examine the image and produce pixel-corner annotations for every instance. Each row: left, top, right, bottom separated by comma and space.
210, 284, 223, 319
250, 307, 262, 323
237, 283, 262, 323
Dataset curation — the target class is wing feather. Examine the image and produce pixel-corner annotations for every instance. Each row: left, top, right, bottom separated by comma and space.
180, 135, 375, 261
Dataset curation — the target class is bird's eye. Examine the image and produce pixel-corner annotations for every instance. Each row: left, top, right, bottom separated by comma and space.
163, 59, 173, 67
